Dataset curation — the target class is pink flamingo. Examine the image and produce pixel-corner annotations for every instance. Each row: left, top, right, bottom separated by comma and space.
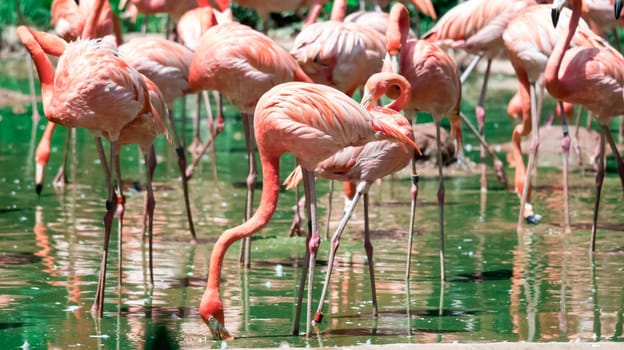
423, 0, 534, 191
290, 0, 386, 236
18, 21, 169, 317
546, 0, 624, 250
35, 0, 123, 194
188, 21, 313, 267
503, 3, 597, 231
280, 73, 416, 324
176, 1, 229, 180
385, 2, 462, 282
117, 36, 198, 241
198, 78, 419, 339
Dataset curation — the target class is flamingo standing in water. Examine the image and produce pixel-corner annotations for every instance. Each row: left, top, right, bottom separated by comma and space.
290, 0, 386, 236
188, 21, 313, 267
422, 0, 534, 191
117, 36, 198, 241
198, 78, 419, 339
385, 3, 462, 282
176, 1, 229, 180
35, 0, 123, 194
503, 3, 597, 231
280, 73, 416, 324
546, 0, 624, 251
17, 21, 169, 317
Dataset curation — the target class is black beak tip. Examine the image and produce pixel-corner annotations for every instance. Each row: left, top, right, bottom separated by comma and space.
551, 8, 560, 27
35, 184, 43, 196
616, 0, 623, 20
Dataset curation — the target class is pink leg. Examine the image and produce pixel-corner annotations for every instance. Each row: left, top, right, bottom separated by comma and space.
143, 147, 156, 285
314, 182, 367, 324
91, 137, 116, 318
362, 192, 378, 317
476, 59, 492, 192
435, 121, 446, 282
590, 127, 606, 252
240, 114, 258, 268
405, 156, 419, 280
560, 102, 571, 234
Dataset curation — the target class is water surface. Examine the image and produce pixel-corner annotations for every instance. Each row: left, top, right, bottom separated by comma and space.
1, 55, 623, 349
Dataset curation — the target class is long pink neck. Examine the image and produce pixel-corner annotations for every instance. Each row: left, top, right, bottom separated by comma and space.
330, 0, 347, 22
387, 4, 410, 55
82, 0, 106, 39
206, 154, 281, 291
17, 27, 55, 113
545, 0, 582, 99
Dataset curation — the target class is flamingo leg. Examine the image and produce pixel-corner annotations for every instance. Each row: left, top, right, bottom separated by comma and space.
460, 54, 483, 84
53, 126, 72, 187
573, 105, 584, 168
325, 179, 335, 240
314, 182, 365, 323
590, 127, 606, 252
112, 143, 126, 287
184, 92, 224, 182
288, 188, 306, 237
302, 168, 320, 336
362, 192, 378, 317
91, 136, 115, 318
435, 121, 446, 282
405, 156, 419, 281
240, 114, 258, 268
188, 93, 203, 156
167, 110, 197, 242
560, 102, 571, 234
604, 125, 624, 193
292, 186, 312, 336
476, 58, 492, 192
143, 145, 156, 285
518, 82, 541, 230
458, 112, 508, 189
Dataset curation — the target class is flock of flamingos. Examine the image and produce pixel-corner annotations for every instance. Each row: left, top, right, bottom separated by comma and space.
15, 0, 624, 340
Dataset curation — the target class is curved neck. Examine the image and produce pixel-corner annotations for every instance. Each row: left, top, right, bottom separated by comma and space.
545, 0, 582, 98
17, 26, 55, 109
330, 0, 347, 22
386, 88, 409, 112
387, 4, 410, 55
206, 154, 281, 291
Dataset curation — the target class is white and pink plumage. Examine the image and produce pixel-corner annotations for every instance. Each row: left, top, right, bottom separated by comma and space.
546, 0, 624, 249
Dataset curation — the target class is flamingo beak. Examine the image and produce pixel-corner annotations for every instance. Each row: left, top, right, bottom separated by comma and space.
616, 0, 623, 20
35, 163, 45, 195
551, 0, 567, 27
391, 54, 401, 75
207, 316, 232, 340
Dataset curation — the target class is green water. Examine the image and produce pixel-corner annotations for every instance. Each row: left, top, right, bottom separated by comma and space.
1, 55, 624, 349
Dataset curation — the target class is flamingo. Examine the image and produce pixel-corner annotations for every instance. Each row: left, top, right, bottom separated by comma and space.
35, 0, 123, 194
344, 0, 436, 38
502, 3, 597, 231
117, 37, 198, 241
176, 2, 229, 180
546, 0, 624, 251
280, 72, 416, 324
290, 0, 386, 237
373, 0, 437, 37
198, 78, 420, 339
422, 0, 535, 191
385, 3, 462, 282
189, 21, 314, 267
17, 23, 170, 317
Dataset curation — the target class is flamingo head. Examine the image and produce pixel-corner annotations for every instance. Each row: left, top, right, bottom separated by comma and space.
616, 0, 623, 20
199, 290, 232, 340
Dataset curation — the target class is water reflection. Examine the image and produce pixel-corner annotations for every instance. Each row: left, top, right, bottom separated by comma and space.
1, 60, 624, 348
